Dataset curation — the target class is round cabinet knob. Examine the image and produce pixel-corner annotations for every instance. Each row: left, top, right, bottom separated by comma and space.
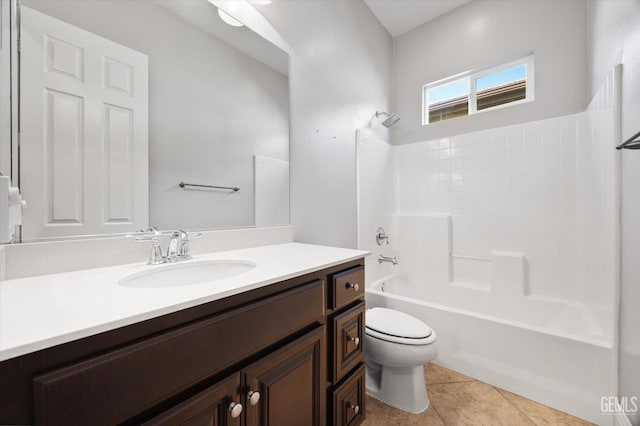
228, 402, 243, 418
346, 282, 360, 292
348, 403, 360, 414
247, 390, 261, 406
348, 335, 360, 346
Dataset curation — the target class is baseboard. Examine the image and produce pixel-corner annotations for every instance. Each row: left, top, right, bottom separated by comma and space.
615, 412, 633, 426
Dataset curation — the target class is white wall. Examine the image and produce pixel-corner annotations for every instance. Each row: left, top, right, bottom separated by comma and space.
258, 0, 393, 249
588, 1, 640, 424
21, 0, 289, 231
392, 0, 588, 144
0, 0, 11, 177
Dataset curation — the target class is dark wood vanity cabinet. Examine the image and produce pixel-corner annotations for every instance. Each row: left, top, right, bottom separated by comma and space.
0, 258, 365, 426
146, 327, 325, 426
327, 266, 367, 426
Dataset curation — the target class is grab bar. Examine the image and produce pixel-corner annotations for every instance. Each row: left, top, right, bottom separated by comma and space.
179, 182, 240, 192
616, 130, 640, 150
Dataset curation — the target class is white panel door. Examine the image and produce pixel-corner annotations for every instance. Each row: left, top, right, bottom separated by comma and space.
20, 6, 148, 241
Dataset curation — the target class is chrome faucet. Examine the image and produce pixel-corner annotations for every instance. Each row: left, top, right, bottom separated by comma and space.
177, 230, 193, 260
166, 231, 183, 263
378, 254, 398, 265
166, 230, 198, 262
129, 228, 201, 265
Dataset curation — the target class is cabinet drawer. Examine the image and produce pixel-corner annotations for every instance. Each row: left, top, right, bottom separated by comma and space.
33, 280, 325, 426
331, 266, 364, 310
333, 364, 365, 426
332, 302, 365, 383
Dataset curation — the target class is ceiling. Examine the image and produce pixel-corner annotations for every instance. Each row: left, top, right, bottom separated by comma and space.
363, 0, 472, 37
157, 0, 288, 76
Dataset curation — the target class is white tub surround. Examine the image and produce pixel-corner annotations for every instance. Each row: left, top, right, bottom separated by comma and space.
0, 242, 369, 362
357, 67, 620, 425
389, 213, 612, 344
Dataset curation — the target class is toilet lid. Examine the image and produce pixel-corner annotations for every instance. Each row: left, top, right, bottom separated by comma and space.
366, 307, 432, 339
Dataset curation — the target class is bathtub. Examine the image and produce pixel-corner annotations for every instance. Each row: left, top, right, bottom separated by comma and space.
366, 275, 616, 425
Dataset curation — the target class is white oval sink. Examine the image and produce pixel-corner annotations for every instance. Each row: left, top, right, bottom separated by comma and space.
119, 260, 256, 288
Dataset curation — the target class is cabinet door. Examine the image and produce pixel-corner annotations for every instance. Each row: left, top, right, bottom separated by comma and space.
143, 373, 242, 426
243, 326, 325, 426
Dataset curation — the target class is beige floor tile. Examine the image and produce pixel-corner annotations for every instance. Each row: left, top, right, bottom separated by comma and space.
428, 381, 535, 426
426, 362, 476, 385
361, 394, 445, 426
496, 388, 594, 426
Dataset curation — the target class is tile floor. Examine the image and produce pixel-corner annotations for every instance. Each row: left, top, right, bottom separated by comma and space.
361, 363, 594, 426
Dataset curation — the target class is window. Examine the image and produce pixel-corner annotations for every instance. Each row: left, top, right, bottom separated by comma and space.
423, 55, 534, 125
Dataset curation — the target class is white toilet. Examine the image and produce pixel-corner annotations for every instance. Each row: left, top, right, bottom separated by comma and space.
364, 307, 437, 413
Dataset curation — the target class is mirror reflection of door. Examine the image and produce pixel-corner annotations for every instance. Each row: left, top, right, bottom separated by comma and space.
20, 6, 149, 241
17, 0, 290, 242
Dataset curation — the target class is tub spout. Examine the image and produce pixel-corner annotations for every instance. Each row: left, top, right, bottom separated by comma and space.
378, 254, 398, 265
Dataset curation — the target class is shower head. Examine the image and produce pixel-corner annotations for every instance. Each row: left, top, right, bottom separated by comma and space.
376, 111, 400, 128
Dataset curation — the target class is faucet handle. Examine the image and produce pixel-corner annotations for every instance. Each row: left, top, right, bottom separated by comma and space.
128, 227, 161, 242
376, 227, 389, 246
128, 228, 165, 265
177, 230, 202, 260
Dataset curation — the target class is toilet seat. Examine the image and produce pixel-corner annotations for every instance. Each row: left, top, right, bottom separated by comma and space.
366, 308, 435, 346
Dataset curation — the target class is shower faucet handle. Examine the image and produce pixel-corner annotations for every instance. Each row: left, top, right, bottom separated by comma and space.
376, 227, 389, 245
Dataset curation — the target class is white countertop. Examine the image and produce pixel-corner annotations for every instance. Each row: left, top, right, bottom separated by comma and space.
0, 243, 368, 362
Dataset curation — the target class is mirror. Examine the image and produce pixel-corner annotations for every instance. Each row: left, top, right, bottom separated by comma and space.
16, 0, 289, 242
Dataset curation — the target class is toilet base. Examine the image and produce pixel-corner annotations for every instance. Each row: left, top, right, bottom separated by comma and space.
365, 362, 429, 413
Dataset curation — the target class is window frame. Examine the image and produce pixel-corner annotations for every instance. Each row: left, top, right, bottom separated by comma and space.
422, 54, 535, 125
